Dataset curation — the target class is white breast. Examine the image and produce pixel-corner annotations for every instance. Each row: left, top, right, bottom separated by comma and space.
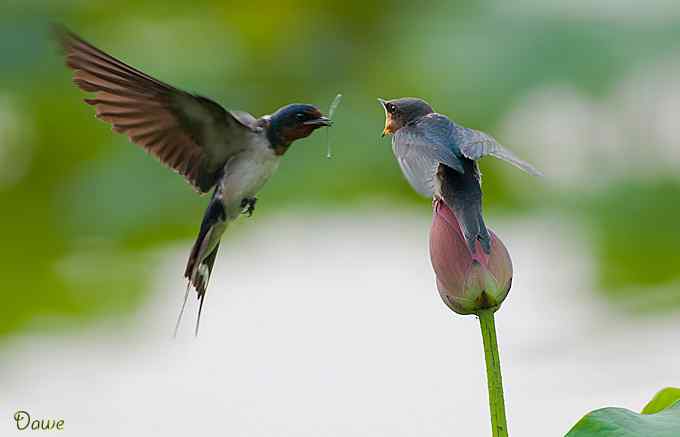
219, 136, 280, 219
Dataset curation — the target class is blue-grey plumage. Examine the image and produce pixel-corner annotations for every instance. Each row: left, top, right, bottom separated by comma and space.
56, 27, 331, 336
379, 97, 541, 254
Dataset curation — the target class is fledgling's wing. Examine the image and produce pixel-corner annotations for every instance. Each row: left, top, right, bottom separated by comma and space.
55, 26, 259, 193
454, 126, 543, 177
392, 113, 464, 197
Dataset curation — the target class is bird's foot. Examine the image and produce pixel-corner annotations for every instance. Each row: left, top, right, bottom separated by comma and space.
240, 197, 257, 217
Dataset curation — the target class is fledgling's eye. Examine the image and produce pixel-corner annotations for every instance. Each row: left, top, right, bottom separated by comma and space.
295, 113, 305, 121
386, 104, 396, 113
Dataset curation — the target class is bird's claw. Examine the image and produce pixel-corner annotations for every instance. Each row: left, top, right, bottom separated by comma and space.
240, 197, 257, 217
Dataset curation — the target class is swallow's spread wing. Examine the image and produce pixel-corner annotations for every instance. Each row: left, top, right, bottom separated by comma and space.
392, 113, 464, 197
455, 126, 542, 177
56, 27, 258, 193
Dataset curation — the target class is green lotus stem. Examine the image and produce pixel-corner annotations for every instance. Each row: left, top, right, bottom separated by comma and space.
477, 309, 509, 437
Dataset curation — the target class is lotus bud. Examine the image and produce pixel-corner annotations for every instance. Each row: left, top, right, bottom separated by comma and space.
429, 200, 513, 315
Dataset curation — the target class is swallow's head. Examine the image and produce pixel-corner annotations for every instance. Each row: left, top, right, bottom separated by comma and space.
378, 97, 434, 136
267, 103, 331, 153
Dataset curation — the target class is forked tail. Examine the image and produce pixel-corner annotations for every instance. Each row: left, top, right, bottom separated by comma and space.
174, 189, 227, 337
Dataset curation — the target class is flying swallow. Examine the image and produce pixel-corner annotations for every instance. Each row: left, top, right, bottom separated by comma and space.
379, 97, 541, 254
56, 27, 331, 335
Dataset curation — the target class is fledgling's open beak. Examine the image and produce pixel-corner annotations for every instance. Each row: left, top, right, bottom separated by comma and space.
378, 98, 395, 137
303, 116, 332, 127
382, 116, 398, 137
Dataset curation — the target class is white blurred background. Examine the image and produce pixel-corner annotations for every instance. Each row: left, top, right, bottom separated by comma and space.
2, 211, 679, 436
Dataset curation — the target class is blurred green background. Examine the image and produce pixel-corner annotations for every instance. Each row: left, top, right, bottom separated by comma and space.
1, 0, 680, 338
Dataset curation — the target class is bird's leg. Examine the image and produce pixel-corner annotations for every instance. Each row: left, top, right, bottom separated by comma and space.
240, 197, 257, 217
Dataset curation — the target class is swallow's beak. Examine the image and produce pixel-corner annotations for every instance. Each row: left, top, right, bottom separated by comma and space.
378, 99, 394, 137
303, 116, 332, 127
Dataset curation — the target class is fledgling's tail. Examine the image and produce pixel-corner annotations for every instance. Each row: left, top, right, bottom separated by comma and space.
174, 188, 227, 337
437, 160, 491, 254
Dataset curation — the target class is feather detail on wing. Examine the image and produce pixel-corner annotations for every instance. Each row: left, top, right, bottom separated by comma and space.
55, 26, 258, 193
392, 114, 464, 197
455, 126, 543, 177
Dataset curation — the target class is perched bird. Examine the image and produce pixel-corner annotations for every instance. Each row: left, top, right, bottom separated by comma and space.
379, 97, 541, 254
56, 27, 331, 335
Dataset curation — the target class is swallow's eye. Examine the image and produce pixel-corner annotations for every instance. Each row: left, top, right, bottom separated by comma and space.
386, 104, 396, 113
295, 113, 306, 121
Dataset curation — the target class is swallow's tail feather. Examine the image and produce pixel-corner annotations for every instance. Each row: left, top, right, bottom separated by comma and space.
437, 161, 491, 255
192, 242, 220, 336
458, 201, 491, 255
173, 280, 192, 338
175, 241, 220, 338
175, 190, 227, 337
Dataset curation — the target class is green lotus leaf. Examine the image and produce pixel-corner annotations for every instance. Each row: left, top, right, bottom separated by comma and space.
566, 395, 680, 437
642, 387, 680, 415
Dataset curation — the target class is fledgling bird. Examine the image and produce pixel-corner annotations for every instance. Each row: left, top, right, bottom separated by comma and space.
379, 97, 541, 254
55, 27, 331, 335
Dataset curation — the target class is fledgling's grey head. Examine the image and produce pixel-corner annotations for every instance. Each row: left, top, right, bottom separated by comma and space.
378, 97, 434, 136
